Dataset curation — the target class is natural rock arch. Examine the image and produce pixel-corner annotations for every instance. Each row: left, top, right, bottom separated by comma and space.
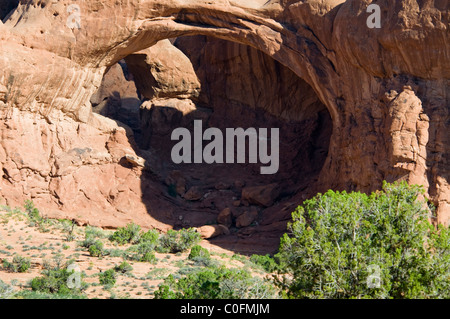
0, 0, 448, 244
1, 0, 341, 124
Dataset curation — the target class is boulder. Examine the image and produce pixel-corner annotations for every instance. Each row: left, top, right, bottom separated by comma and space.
183, 186, 203, 201
241, 184, 281, 207
124, 39, 201, 100
196, 225, 230, 239
236, 210, 258, 228
0, 0, 448, 229
215, 182, 230, 190
217, 208, 232, 228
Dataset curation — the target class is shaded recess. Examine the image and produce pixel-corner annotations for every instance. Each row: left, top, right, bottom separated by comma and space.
91, 36, 332, 254
0, 0, 19, 21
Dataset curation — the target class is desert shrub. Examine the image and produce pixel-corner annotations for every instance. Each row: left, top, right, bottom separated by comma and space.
139, 229, 160, 246
154, 266, 276, 299
59, 219, 76, 241
158, 228, 201, 253
14, 290, 87, 299
30, 264, 86, 296
109, 223, 141, 245
84, 225, 109, 239
188, 245, 210, 260
250, 254, 281, 273
78, 235, 98, 249
3, 254, 31, 273
191, 256, 218, 268
99, 269, 116, 287
24, 200, 41, 222
88, 240, 104, 257
140, 252, 157, 263
126, 241, 158, 263
24, 200, 50, 231
276, 181, 450, 299
104, 248, 126, 258
114, 261, 133, 274
0, 279, 14, 299
42, 254, 70, 271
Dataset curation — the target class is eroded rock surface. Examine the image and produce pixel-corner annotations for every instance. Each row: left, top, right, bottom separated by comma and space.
0, 0, 449, 253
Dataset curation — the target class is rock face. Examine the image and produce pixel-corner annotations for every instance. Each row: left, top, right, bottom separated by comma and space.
0, 0, 449, 251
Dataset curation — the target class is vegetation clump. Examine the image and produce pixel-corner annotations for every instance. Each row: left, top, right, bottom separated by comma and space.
30, 259, 86, 297
109, 223, 142, 245
188, 245, 210, 260
276, 181, 450, 299
99, 269, 117, 287
2, 255, 31, 273
154, 266, 276, 299
158, 228, 201, 253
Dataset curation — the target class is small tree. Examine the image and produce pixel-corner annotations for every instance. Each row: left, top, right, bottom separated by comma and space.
109, 223, 142, 245
188, 245, 210, 260
99, 269, 116, 287
276, 181, 450, 299
88, 240, 104, 257
158, 228, 201, 253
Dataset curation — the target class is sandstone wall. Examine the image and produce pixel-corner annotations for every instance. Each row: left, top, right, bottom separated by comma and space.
0, 0, 448, 229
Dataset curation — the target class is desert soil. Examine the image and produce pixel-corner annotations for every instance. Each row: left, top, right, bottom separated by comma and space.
0, 209, 267, 299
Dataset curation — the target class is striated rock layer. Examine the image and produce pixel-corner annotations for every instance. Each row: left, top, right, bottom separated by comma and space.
0, 0, 449, 252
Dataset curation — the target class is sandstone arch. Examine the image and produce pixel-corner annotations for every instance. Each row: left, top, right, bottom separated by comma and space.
1, 0, 341, 124
0, 0, 449, 249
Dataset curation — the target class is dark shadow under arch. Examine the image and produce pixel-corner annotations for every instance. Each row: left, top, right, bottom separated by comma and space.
92, 35, 333, 254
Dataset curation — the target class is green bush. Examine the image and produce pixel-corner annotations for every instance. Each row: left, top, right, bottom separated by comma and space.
84, 225, 109, 239
125, 241, 158, 263
14, 290, 87, 299
104, 248, 126, 258
99, 269, 116, 286
276, 181, 450, 299
139, 229, 160, 246
30, 265, 86, 296
59, 219, 76, 241
109, 223, 142, 245
154, 266, 276, 299
158, 228, 201, 253
140, 252, 157, 263
78, 236, 98, 249
188, 245, 210, 260
88, 240, 104, 257
3, 255, 31, 273
250, 254, 280, 273
114, 261, 133, 274
24, 200, 41, 222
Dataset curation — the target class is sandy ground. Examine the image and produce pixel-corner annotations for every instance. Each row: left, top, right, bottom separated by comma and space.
0, 210, 264, 299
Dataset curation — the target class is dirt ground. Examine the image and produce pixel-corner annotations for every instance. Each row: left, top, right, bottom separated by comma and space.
0, 209, 268, 299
